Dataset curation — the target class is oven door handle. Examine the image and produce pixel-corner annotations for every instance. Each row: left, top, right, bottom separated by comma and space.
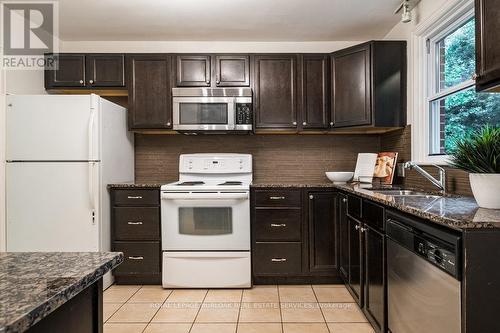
161, 192, 249, 200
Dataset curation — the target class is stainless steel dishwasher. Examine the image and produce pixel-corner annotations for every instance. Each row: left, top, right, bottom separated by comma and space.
386, 211, 462, 333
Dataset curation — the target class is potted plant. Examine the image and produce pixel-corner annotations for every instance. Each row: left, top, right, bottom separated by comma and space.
449, 126, 500, 209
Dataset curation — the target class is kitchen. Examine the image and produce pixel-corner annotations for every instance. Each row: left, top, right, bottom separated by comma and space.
1, 0, 500, 333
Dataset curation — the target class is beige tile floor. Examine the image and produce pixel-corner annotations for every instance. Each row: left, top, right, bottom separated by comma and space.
104, 284, 374, 333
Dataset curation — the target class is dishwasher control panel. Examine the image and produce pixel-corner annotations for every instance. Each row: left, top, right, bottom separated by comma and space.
415, 236, 456, 275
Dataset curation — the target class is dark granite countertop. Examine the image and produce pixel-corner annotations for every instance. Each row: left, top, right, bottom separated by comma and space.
107, 183, 163, 189
251, 183, 500, 231
0, 252, 123, 333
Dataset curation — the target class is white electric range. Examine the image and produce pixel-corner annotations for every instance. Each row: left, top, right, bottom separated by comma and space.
160, 153, 252, 288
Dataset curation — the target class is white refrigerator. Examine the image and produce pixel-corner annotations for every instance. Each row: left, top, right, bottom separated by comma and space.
5, 95, 134, 282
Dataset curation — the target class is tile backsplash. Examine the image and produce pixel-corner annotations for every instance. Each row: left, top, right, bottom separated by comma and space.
135, 134, 381, 184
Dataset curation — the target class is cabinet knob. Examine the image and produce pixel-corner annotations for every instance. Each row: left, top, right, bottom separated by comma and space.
302, 122, 307, 126
360, 227, 368, 233
292, 121, 297, 126
167, 122, 171, 126
342, 198, 347, 203
355, 225, 360, 230
89, 79, 94, 84
79, 80, 84, 84
206, 80, 210, 84
472, 73, 478, 81
330, 122, 334, 126
309, 194, 314, 200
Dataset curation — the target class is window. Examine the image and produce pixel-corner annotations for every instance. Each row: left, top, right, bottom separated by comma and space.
426, 14, 500, 156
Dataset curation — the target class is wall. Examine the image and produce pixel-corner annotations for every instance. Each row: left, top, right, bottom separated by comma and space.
135, 134, 381, 184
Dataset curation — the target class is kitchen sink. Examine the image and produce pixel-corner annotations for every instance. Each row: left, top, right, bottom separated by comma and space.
371, 189, 442, 198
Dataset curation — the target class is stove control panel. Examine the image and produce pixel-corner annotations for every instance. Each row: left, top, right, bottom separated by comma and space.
180, 154, 252, 174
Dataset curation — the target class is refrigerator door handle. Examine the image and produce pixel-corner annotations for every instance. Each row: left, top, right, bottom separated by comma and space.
88, 162, 96, 224
88, 107, 96, 161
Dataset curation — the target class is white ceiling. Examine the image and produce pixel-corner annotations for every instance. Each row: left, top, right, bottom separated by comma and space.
57, 0, 403, 41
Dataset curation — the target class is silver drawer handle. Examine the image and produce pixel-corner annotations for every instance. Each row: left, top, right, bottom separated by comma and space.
269, 196, 285, 200
127, 221, 143, 225
270, 223, 287, 227
271, 258, 287, 262
128, 256, 144, 260
127, 196, 143, 199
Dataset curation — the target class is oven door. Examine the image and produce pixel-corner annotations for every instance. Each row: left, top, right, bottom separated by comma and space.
161, 191, 250, 251
172, 97, 235, 131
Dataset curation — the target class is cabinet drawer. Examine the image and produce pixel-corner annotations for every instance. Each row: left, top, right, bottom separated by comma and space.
347, 195, 362, 219
113, 241, 160, 275
114, 207, 160, 241
253, 242, 301, 275
113, 189, 159, 206
254, 189, 301, 207
255, 209, 301, 241
362, 200, 384, 231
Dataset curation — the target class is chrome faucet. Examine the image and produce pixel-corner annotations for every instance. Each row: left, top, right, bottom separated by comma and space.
403, 161, 446, 194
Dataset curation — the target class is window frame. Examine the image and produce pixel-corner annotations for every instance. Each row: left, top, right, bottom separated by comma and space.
411, 0, 475, 165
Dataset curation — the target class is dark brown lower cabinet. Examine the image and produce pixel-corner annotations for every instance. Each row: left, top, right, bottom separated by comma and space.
347, 216, 363, 306
308, 192, 338, 275
110, 187, 161, 284
338, 194, 349, 281
251, 187, 341, 284
363, 225, 385, 333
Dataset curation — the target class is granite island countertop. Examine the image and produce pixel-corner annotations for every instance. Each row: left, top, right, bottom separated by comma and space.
251, 182, 500, 231
0, 252, 123, 333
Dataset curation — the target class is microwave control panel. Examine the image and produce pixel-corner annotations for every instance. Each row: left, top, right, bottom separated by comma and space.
236, 103, 253, 125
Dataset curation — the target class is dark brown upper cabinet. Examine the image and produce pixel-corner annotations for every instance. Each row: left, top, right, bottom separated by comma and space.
475, 0, 500, 92
253, 54, 298, 130
299, 54, 330, 130
215, 55, 250, 87
45, 53, 125, 90
127, 55, 173, 130
45, 53, 86, 88
176, 55, 211, 87
331, 41, 406, 129
85, 54, 125, 87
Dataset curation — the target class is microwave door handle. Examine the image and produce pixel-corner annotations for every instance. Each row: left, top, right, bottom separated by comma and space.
229, 98, 236, 130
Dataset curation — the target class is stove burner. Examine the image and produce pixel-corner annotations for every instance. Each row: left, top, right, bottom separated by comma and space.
218, 181, 243, 186
177, 181, 205, 186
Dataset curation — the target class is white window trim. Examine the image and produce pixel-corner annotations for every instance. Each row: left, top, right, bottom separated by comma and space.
411, 0, 475, 165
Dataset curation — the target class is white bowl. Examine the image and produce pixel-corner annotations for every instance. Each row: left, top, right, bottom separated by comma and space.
326, 172, 354, 184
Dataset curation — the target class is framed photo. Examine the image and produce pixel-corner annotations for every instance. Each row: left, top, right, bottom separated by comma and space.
374, 152, 398, 184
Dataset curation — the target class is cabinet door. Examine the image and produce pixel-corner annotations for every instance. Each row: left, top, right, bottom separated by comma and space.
86, 54, 125, 87
364, 226, 385, 333
253, 54, 298, 129
347, 217, 363, 306
215, 55, 250, 87
475, 0, 500, 91
176, 55, 211, 87
45, 54, 86, 88
331, 44, 371, 127
308, 192, 338, 274
339, 194, 349, 281
300, 55, 329, 130
127, 55, 173, 129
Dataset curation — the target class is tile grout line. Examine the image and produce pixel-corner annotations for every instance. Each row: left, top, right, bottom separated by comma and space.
139, 286, 173, 333
188, 289, 208, 333
104, 284, 143, 324
235, 289, 244, 332
311, 284, 332, 333
277, 285, 284, 333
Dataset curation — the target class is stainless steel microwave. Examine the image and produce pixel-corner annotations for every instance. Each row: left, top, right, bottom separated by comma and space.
172, 88, 253, 132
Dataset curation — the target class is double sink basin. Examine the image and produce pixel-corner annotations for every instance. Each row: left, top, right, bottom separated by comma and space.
370, 189, 443, 199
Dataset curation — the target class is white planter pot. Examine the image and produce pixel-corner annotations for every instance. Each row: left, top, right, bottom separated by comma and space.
469, 173, 500, 209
